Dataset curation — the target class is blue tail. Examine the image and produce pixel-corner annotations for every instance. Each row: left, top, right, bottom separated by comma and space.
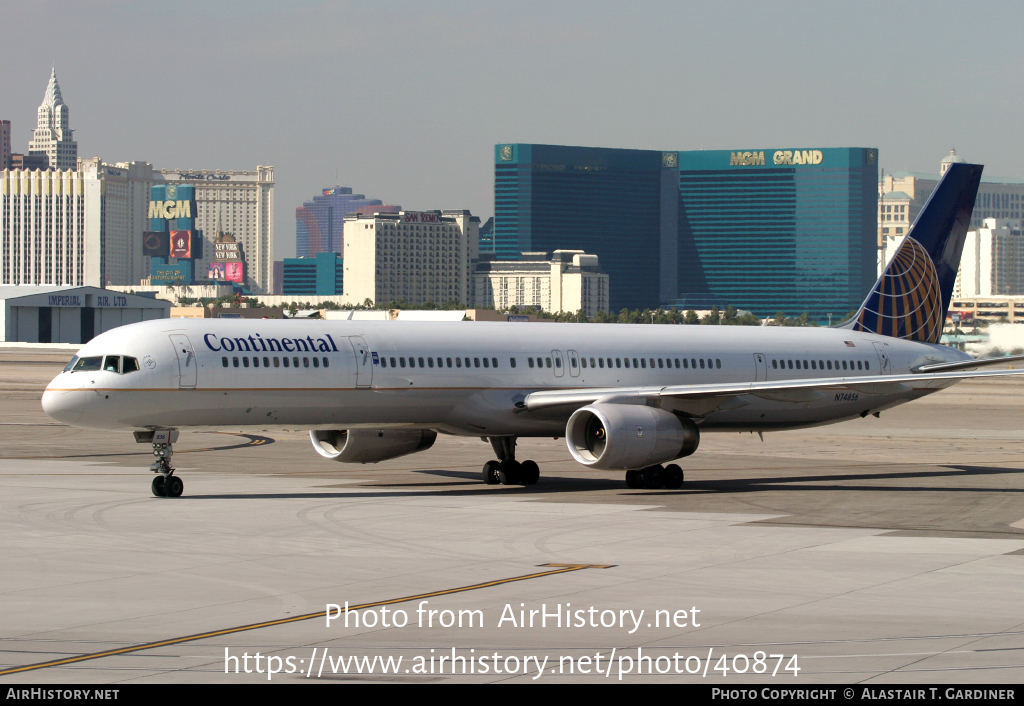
844, 161, 983, 343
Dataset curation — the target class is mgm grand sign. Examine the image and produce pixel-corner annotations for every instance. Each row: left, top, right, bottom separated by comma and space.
730, 150, 825, 166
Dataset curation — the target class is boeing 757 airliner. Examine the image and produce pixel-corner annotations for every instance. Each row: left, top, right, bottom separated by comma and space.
42, 162, 1021, 497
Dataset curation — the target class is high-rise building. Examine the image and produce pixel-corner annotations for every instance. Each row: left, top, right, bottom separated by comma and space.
343, 210, 479, 306
954, 218, 1024, 298
879, 151, 1024, 273
282, 252, 344, 296
158, 168, 275, 293
0, 120, 10, 169
28, 69, 77, 171
295, 187, 399, 258
472, 250, 609, 317
494, 144, 672, 312
495, 144, 878, 317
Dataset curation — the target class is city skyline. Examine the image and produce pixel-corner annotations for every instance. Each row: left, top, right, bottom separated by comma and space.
1, 1, 1022, 263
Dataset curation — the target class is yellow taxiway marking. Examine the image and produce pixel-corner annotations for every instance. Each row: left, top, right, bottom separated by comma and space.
0, 563, 614, 676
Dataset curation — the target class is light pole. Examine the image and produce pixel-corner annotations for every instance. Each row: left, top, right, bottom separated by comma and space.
827, 312, 833, 326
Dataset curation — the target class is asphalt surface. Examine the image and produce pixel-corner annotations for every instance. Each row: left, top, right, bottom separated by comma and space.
3, 347, 1024, 683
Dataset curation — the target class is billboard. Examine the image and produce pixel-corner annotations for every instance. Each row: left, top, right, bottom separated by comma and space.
170, 231, 192, 259
208, 262, 226, 280
225, 261, 245, 283
142, 231, 169, 258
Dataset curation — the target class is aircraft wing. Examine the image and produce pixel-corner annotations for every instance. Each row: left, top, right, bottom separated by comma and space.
520, 367, 1024, 413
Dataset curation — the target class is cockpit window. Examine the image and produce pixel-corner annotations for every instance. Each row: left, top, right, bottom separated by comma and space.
72, 356, 103, 372
122, 357, 140, 373
103, 356, 121, 373
63, 356, 79, 372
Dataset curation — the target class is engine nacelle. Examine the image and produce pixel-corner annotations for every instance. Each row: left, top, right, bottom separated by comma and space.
565, 403, 699, 470
309, 429, 437, 464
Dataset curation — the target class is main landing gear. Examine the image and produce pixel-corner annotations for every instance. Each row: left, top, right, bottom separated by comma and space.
141, 430, 184, 498
482, 436, 540, 486
625, 464, 684, 490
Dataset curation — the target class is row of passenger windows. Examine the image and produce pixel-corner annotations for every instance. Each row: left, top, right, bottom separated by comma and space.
381, 356, 499, 369
66, 355, 140, 374
773, 358, 869, 371
222, 355, 330, 369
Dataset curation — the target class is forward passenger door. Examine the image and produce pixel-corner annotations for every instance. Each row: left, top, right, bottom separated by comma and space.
169, 334, 197, 389
350, 336, 373, 388
753, 353, 767, 382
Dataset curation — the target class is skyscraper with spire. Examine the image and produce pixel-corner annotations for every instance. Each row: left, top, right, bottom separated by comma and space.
28, 68, 77, 170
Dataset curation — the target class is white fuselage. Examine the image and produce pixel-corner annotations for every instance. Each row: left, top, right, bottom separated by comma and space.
41, 318, 970, 436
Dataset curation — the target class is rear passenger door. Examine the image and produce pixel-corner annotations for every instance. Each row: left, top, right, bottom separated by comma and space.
567, 349, 580, 377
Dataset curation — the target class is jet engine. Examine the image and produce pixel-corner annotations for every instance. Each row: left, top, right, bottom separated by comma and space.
309, 429, 437, 464
565, 403, 699, 470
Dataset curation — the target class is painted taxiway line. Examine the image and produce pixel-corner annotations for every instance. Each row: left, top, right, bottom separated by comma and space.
0, 563, 614, 676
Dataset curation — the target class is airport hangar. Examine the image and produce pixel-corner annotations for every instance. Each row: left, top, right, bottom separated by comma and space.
0, 285, 171, 344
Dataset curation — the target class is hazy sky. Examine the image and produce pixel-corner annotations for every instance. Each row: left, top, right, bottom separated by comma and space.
2, 0, 1022, 259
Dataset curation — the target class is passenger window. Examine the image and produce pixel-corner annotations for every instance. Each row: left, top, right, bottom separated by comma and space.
482, 358, 489, 368
408, 358, 415, 368
418, 357, 425, 367
528, 357, 534, 368
685, 359, 690, 369
103, 356, 121, 373
437, 358, 443, 367
555, 358, 562, 368
546, 358, 552, 368
400, 357, 406, 368
323, 357, 329, 368
474, 358, 480, 368
842, 361, 848, 370
787, 360, 793, 369
658, 359, 664, 368
283, 357, 290, 368
819, 360, 824, 369
772, 360, 778, 369
826, 360, 831, 370
581, 358, 587, 368
233, 357, 239, 368
624, 358, 631, 368
811, 361, 816, 369
293, 357, 299, 368
699, 359, 705, 369
253, 357, 260, 368
492, 358, 498, 368
632, 358, 639, 368
570, 356, 577, 367
804, 360, 809, 369
691, 359, 697, 368
640, 358, 647, 368
650, 358, 655, 368
465, 358, 471, 367
857, 361, 862, 370
716, 359, 721, 369
446, 357, 452, 367
456, 357, 462, 368
707, 359, 713, 368
274, 357, 280, 367
313, 357, 320, 368
428, 358, 434, 368
243, 357, 250, 368
222, 357, 229, 368
264, 357, 270, 367
598, 358, 604, 368
675, 359, 681, 368
389, 357, 396, 367
616, 358, 621, 368
303, 358, 309, 368
380, 358, 388, 368
865, 361, 870, 371
510, 358, 517, 368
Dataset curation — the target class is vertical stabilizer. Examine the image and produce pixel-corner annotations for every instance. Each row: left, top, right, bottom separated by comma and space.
844, 162, 983, 342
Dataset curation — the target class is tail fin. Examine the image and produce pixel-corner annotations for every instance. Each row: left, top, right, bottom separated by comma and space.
844, 161, 983, 343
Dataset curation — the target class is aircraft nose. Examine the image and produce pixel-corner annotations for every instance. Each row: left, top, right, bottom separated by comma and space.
42, 377, 86, 425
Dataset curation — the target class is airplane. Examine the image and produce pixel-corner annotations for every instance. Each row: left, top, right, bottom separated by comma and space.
42, 162, 1024, 497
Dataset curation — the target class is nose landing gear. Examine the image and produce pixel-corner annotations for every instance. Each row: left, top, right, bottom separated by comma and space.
136, 430, 185, 498
482, 437, 540, 486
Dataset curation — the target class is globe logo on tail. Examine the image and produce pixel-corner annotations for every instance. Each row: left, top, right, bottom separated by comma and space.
853, 236, 943, 343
